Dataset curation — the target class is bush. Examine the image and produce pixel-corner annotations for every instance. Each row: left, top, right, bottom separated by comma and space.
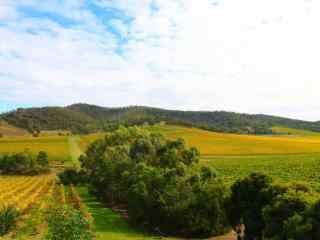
45, 205, 93, 240
0, 151, 50, 175
0, 207, 20, 236
58, 168, 83, 185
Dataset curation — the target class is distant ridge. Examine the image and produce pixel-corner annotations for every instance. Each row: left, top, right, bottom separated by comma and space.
1, 103, 320, 134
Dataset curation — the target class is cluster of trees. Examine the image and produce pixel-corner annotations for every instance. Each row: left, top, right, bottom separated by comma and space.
0, 151, 49, 175
78, 127, 229, 237
229, 173, 320, 239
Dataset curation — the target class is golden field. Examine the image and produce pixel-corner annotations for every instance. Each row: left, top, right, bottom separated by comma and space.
0, 135, 70, 161
148, 125, 320, 156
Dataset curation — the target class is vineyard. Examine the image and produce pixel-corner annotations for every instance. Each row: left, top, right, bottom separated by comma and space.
0, 175, 92, 239
0, 175, 55, 213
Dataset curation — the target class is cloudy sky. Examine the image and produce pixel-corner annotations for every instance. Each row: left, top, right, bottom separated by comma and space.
0, 0, 319, 120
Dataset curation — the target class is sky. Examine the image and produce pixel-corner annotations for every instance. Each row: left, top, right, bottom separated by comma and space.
0, 0, 319, 121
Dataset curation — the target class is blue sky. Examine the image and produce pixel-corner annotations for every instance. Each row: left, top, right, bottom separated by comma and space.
0, 0, 320, 120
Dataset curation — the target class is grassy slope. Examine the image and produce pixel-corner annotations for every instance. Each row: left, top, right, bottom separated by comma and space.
77, 187, 159, 240
148, 125, 320, 156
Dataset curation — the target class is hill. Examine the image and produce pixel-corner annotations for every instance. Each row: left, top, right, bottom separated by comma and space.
1, 103, 320, 134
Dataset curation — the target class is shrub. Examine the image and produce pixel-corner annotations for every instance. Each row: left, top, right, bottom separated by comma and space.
58, 168, 83, 185
0, 151, 50, 175
0, 207, 20, 236
45, 205, 93, 240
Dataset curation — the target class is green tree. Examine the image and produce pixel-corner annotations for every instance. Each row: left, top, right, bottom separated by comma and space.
36, 151, 49, 167
228, 173, 274, 240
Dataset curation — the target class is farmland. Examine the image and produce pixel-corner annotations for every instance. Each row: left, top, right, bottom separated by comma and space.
0, 135, 70, 162
148, 125, 320, 155
0, 121, 27, 137
1, 124, 320, 239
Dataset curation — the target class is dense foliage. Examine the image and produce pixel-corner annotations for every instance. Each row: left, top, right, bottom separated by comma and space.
228, 173, 320, 240
0, 151, 50, 175
0, 207, 19, 236
45, 205, 93, 240
58, 168, 85, 185
79, 127, 229, 237
2, 103, 320, 134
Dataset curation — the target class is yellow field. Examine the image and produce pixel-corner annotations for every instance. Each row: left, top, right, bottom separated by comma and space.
0, 135, 70, 161
0, 175, 54, 213
148, 125, 320, 156
0, 121, 27, 137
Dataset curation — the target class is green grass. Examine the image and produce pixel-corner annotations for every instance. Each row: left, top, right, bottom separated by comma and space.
76, 187, 160, 240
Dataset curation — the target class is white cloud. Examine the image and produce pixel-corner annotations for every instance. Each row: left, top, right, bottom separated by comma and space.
0, 0, 320, 120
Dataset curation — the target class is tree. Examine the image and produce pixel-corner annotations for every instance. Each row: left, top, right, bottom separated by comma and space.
37, 151, 49, 167
263, 188, 313, 239
228, 173, 274, 240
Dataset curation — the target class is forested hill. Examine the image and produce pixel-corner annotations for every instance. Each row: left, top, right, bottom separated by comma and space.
1, 103, 320, 134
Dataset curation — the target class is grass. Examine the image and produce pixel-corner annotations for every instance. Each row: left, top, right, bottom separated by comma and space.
68, 136, 82, 167
76, 187, 160, 240
148, 125, 320, 156
0, 135, 70, 162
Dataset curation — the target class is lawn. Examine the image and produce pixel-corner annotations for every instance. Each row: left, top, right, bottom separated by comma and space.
76, 187, 160, 240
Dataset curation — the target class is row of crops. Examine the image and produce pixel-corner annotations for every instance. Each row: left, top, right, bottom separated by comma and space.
0, 175, 91, 239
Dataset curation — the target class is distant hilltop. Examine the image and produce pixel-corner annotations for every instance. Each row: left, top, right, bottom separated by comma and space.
1, 103, 320, 135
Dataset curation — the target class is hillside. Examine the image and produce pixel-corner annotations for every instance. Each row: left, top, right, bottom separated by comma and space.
1, 103, 320, 134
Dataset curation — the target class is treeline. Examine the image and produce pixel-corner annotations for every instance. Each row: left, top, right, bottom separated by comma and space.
63, 126, 320, 239
0, 151, 50, 175
3, 103, 320, 135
